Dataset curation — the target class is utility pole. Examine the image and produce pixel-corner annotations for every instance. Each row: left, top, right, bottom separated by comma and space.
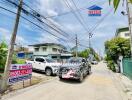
126, 0, 132, 57
89, 33, 92, 55
89, 34, 91, 49
0, 0, 23, 92
75, 34, 78, 58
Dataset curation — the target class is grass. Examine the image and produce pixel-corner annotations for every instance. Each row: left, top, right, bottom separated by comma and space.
0, 59, 26, 79
0, 73, 3, 79
16, 59, 26, 64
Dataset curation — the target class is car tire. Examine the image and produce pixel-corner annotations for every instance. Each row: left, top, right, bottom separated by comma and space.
59, 76, 63, 80
87, 67, 91, 75
45, 68, 52, 76
79, 73, 83, 82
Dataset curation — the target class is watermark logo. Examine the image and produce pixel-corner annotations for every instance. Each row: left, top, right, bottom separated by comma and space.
88, 5, 102, 16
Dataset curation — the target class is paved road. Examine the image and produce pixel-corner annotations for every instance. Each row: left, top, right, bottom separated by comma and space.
3, 62, 127, 100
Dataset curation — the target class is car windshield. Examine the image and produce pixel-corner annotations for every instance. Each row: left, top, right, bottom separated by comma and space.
46, 59, 55, 63
68, 58, 82, 63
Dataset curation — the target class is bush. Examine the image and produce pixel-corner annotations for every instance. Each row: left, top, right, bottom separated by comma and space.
16, 59, 26, 64
105, 37, 130, 72
107, 60, 116, 72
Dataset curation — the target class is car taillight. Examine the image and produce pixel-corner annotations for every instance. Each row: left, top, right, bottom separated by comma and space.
68, 69, 75, 75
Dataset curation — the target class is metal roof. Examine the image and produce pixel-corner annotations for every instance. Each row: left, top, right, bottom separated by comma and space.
115, 27, 129, 36
28, 43, 66, 49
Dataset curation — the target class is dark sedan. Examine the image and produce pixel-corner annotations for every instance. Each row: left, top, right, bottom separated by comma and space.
58, 57, 91, 82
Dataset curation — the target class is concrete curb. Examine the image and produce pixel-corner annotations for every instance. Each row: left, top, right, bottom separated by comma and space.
117, 74, 132, 100
1, 77, 57, 100
108, 70, 129, 100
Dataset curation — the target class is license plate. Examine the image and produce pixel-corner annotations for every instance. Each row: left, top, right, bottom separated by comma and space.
62, 74, 69, 78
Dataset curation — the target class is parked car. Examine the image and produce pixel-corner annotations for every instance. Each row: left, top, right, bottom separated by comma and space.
26, 57, 61, 76
91, 60, 98, 65
58, 57, 91, 82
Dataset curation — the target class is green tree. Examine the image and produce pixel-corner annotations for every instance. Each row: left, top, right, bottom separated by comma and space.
105, 37, 130, 71
78, 49, 90, 58
0, 41, 18, 73
109, 0, 132, 11
77, 48, 100, 61
0, 41, 8, 72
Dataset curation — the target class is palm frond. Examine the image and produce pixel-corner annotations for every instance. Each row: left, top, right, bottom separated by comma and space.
113, 0, 120, 12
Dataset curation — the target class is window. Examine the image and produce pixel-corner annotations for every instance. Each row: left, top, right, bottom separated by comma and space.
42, 47, 47, 51
125, 33, 129, 37
46, 58, 55, 63
35, 58, 45, 62
52, 48, 57, 52
34, 48, 39, 52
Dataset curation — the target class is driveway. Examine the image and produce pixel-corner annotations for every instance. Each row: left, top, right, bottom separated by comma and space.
2, 62, 128, 100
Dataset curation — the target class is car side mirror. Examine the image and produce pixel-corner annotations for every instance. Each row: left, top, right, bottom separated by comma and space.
43, 61, 46, 63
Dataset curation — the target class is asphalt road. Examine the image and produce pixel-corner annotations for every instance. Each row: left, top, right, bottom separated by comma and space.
2, 62, 128, 100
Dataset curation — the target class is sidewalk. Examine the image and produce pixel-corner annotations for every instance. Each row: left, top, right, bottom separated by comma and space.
115, 73, 132, 100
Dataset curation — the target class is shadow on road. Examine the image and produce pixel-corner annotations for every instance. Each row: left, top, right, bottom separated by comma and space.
32, 70, 56, 77
33, 70, 45, 74
59, 78, 81, 84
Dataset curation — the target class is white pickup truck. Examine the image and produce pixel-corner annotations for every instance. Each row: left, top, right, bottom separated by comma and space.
26, 57, 61, 76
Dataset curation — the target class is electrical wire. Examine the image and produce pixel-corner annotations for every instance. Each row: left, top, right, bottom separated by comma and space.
0, 0, 110, 50
0, 5, 68, 42
0, 4, 73, 49
3, 0, 70, 38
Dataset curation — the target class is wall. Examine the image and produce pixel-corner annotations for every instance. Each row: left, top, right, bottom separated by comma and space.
33, 45, 64, 56
118, 31, 130, 39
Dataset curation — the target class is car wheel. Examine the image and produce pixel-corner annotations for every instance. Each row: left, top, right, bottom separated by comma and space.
87, 68, 91, 75
59, 76, 63, 80
79, 73, 83, 82
45, 68, 52, 76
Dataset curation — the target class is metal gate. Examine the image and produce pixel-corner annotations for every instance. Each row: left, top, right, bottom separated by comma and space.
122, 58, 132, 79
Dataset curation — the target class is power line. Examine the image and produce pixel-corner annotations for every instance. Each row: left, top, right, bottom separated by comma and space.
0, 5, 68, 42
69, 0, 92, 48
79, 8, 113, 41
70, 0, 90, 31
3, 0, 70, 38
22, 1, 70, 37
45, 0, 106, 18
62, 0, 93, 48
0, 4, 73, 49
21, 0, 108, 43
13, 0, 74, 49
63, 0, 89, 32
0, 0, 111, 50
89, 9, 113, 33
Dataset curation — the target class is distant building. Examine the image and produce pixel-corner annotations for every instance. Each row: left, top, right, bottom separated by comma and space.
14, 45, 33, 59
115, 27, 130, 39
29, 43, 72, 62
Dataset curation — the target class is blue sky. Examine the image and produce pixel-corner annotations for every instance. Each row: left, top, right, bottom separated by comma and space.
0, 0, 128, 56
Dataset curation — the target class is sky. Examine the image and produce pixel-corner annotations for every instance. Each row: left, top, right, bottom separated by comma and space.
0, 0, 129, 56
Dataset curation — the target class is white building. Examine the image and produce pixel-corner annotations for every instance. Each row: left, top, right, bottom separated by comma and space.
115, 27, 130, 39
29, 43, 72, 62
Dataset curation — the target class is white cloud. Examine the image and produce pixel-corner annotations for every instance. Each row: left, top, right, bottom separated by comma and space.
38, 32, 60, 43
36, 0, 68, 16
0, 27, 27, 45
